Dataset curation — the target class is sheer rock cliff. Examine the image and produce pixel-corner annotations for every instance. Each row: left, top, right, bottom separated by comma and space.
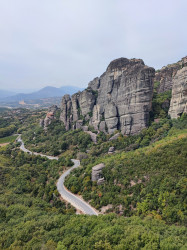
154, 56, 187, 93
168, 66, 187, 119
59, 58, 155, 135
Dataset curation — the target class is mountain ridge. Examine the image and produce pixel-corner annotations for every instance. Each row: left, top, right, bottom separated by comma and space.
0, 85, 84, 102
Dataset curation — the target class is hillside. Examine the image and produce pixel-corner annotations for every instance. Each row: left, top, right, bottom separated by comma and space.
65, 126, 187, 224
0, 108, 187, 249
0, 55, 186, 249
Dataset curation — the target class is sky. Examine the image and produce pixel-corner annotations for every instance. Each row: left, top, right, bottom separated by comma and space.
0, 0, 187, 91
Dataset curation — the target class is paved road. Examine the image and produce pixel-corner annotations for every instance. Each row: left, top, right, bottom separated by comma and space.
17, 135, 98, 215
17, 135, 58, 160
57, 159, 98, 215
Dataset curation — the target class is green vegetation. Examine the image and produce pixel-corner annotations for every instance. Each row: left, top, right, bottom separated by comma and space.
0, 124, 16, 138
150, 81, 172, 120
0, 98, 187, 248
22, 120, 93, 156
0, 135, 18, 144
1, 211, 186, 249
65, 116, 187, 225
0, 144, 74, 214
0, 146, 186, 249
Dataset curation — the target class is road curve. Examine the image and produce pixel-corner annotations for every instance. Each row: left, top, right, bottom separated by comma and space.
57, 159, 98, 215
17, 135, 98, 215
17, 135, 58, 160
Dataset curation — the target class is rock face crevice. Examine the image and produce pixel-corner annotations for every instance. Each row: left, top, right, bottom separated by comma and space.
168, 66, 187, 119
60, 57, 155, 135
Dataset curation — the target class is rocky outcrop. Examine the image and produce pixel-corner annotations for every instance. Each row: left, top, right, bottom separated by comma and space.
40, 105, 59, 130
85, 131, 97, 143
109, 133, 120, 141
92, 163, 105, 185
59, 95, 72, 130
60, 57, 155, 135
108, 146, 115, 154
155, 56, 187, 93
168, 66, 187, 119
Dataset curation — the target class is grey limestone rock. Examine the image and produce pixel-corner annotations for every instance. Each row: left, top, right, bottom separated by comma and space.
91, 163, 105, 182
99, 121, 106, 133
97, 177, 105, 185
79, 89, 96, 116
60, 57, 155, 135
95, 58, 155, 135
42, 105, 59, 130
88, 77, 100, 91
168, 66, 187, 119
108, 146, 115, 154
109, 132, 120, 141
155, 56, 187, 93
91, 104, 101, 130
76, 120, 83, 129
60, 95, 72, 130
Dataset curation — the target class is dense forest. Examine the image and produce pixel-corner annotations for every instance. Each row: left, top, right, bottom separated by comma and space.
0, 143, 186, 249
0, 95, 186, 248
65, 123, 187, 224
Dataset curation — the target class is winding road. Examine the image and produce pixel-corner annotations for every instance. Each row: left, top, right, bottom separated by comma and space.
17, 135, 98, 215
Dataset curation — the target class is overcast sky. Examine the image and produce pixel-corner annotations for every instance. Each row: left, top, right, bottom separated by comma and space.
0, 0, 187, 91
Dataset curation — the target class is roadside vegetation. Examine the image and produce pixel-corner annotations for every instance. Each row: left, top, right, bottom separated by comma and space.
22, 121, 93, 156
0, 145, 186, 249
0, 86, 187, 249
0, 135, 18, 144
65, 125, 187, 225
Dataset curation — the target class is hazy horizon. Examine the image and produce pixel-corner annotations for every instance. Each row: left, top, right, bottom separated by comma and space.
0, 85, 83, 93
0, 0, 187, 90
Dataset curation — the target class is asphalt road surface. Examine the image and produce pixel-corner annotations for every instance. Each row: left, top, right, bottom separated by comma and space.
17, 135, 58, 160
57, 159, 98, 215
18, 135, 98, 215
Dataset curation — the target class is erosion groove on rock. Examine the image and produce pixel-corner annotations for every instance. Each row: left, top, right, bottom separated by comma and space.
169, 66, 187, 119
59, 57, 155, 135
154, 56, 187, 93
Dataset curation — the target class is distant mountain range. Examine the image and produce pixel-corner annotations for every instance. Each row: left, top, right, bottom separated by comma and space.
0, 90, 16, 99
0, 86, 84, 102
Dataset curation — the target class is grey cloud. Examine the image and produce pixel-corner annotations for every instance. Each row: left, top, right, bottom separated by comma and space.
0, 0, 187, 90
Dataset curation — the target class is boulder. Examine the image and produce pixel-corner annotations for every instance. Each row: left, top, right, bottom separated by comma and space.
97, 178, 105, 185
109, 133, 120, 141
91, 163, 105, 182
108, 146, 115, 154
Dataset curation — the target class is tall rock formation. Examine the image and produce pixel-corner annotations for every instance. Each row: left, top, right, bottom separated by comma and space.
40, 105, 59, 130
154, 56, 187, 93
60, 57, 155, 135
168, 66, 187, 119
